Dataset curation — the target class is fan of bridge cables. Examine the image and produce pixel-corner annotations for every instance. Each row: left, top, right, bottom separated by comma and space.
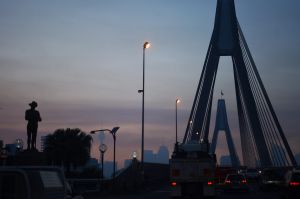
233, 22, 297, 167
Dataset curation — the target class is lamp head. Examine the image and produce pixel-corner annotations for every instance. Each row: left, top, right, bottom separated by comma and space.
143, 42, 151, 49
99, 144, 107, 153
111, 127, 120, 135
15, 138, 24, 150
132, 151, 137, 159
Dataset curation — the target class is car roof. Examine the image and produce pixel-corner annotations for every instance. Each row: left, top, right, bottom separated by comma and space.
293, 170, 300, 172
226, 173, 245, 177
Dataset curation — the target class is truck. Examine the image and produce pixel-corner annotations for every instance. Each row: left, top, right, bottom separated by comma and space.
170, 141, 216, 198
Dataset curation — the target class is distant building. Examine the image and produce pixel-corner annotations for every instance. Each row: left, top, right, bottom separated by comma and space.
70, 158, 100, 172
104, 161, 118, 178
145, 150, 156, 163
144, 145, 169, 164
84, 158, 99, 168
5, 144, 17, 156
156, 146, 169, 164
124, 159, 132, 168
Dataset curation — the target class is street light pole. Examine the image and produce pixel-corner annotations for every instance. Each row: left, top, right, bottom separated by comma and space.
176, 99, 180, 144
99, 144, 107, 179
112, 133, 116, 180
139, 41, 150, 169
101, 151, 104, 178
90, 127, 119, 181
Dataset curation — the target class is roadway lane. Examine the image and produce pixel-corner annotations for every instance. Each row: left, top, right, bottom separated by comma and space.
85, 184, 170, 199
85, 183, 283, 199
216, 184, 281, 199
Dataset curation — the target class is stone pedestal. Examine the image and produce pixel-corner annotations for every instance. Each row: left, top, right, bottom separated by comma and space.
5, 150, 47, 166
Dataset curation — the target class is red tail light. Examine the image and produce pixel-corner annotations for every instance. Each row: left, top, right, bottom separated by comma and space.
171, 182, 177, 187
225, 180, 231, 184
289, 182, 300, 186
207, 181, 213, 186
242, 179, 247, 184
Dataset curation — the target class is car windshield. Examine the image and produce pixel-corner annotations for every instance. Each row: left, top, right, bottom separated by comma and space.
247, 169, 257, 173
264, 170, 284, 180
292, 173, 300, 181
227, 175, 244, 181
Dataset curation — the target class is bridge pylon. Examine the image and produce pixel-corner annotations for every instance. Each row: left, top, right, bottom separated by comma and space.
210, 99, 240, 167
183, 0, 297, 167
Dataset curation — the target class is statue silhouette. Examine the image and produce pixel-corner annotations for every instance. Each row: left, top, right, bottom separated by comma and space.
25, 101, 42, 150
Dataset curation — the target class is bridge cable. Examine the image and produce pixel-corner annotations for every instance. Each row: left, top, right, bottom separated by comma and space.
238, 22, 297, 166
240, 35, 287, 166
239, 36, 284, 166
240, 26, 289, 166
233, 56, 260, 166
240, 40, 283, 166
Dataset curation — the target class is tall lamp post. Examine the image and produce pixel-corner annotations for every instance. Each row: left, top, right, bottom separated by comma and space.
175, 99, 181, 144
91, 127, 120, 180
138, 41, 151, 169
99, 144, 107, 179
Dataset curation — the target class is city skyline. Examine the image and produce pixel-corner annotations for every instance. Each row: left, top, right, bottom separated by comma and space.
0, 0, 300, 165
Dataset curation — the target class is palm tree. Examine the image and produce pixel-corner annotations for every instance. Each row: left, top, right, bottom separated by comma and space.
44, 128, 93, 172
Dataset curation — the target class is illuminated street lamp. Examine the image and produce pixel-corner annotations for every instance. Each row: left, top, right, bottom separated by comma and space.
139, 41, 151, 169
90, 127, 120, 180
132, 151, 137, 159
15, 138, 24, 152
143, 42, 151, 49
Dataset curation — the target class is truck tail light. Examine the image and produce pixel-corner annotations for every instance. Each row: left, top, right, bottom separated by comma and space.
207, 181, 213, 186
242, 179, 247, 184
171, 182, 177, 187
289, 182, 300, 186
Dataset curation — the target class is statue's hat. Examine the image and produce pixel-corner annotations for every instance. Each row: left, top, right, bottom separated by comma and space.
29, 101, 38, 108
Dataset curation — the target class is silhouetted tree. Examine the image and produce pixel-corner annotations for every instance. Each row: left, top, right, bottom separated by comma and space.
44, 128, 92, 173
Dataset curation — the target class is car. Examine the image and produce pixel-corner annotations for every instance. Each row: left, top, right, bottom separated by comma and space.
0, 166, 84, 199
224, 174, 249, 192
245, 168, 260, 182
259, 168, 286, 191
280, 169, 300, 199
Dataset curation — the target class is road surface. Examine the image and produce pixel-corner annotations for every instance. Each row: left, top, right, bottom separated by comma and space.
85, 183, 284, 199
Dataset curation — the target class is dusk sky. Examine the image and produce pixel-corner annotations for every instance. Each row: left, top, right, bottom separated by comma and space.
0, 0, 299, 167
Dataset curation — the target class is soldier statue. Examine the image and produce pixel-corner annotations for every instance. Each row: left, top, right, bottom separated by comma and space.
25, 101, 42, 150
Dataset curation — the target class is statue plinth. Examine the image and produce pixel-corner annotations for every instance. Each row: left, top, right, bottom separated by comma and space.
5, 150, 47, 166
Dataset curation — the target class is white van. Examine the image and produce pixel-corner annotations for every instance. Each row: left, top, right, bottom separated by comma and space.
0, 166, 81, 199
